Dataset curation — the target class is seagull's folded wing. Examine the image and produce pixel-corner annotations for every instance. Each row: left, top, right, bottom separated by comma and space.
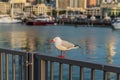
61, 40, 75, 49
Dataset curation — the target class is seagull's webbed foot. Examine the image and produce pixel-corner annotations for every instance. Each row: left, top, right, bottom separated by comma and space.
58, 51, 66, 58
58, 55, 65, 58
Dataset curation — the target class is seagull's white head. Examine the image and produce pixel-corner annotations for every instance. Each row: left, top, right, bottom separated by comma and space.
53, 37, 62, 42
50, 37, 62, 43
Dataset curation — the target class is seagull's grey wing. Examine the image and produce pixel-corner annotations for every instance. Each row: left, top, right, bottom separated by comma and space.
61, 40, 75, 49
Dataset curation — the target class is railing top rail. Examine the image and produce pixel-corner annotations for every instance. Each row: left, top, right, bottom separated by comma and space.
0, 48, 27, 56
35, 53, 120, 73
0, 48, 120, 74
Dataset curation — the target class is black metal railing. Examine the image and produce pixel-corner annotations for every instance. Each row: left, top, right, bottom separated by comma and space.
0, 48, 120, 80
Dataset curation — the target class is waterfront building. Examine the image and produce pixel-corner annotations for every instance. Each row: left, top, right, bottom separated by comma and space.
27, 0, 35, 2
9, 0, 26, 15
33, 3, 48, 15
85, 0, 120, 17
0, 2, 10, 14
87, 0, 97, 7
85, 0, 101, 16
0, 0, 8, 2
96, 0, 102, 6
27, 0, 54, 4
56, 0, 69, 11
56, 0, 86, 15
24, 3, 49, 16
9, 0, 26, 3
85, 7, 101, 16
101, 2, 120, 17
102, 0, 117, 3
78, 0, 86, 11
69, 0, 86, 10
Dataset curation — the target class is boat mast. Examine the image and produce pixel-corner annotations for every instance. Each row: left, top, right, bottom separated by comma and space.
10, 0, 13, 18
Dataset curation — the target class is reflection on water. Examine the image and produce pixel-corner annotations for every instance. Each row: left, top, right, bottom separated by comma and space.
106, 32, 117, 80
0, 24, 120, 66
84, 36, 96, 54
106, 36, 117, 64
0, 24, 120, 80
9, 31, 52, 53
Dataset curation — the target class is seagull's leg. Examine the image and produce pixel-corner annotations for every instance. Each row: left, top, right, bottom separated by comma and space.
58, 51, 64, 58
60, 50, 62, 56
63, 51, 66, 57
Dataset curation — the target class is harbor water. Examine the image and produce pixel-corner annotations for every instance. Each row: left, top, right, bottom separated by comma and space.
0, 24, 120, 80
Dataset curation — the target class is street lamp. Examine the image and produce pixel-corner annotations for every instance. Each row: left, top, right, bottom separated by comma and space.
66, 7, 70, 17
56, 0, 59, 17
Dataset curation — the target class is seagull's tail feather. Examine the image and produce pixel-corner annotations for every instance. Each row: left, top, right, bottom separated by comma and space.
74, 45, 81, 48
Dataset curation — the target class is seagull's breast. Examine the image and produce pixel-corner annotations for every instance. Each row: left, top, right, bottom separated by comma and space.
55, 44, 68, 51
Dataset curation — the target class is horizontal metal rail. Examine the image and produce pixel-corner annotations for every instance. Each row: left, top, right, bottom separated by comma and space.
35, 54, 120, 73
35, 54, 120, 80
0, 48, 29, 80
0, 48, 120, 80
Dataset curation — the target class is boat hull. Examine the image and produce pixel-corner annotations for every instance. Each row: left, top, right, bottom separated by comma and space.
0, 19, 22, 23
112, 21, 120, 29
112, 24, 120, 29
26, 21, 55, 26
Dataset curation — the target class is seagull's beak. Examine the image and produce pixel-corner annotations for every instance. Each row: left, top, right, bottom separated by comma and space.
49, 40, 54, 43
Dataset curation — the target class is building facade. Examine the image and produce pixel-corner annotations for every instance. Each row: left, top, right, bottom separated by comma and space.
96, 0, 102, 6
0, 0, 26, 15
85, 7, 101, 16
0, 0, 9, 2
9, 0, 26, 15
87, 0, 97, 7
33, 4, 48, 15
24, 3, 50, 15
101, 3, 120, 17
57, 0, 69, 10
56, 0, 86, 12
78, 0, 86, 12
0, 2, 10, 14
102, 0, 117, 3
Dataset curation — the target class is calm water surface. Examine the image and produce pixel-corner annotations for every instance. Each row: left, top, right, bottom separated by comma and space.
0, 24, 120, 66
1, 24, 120, 80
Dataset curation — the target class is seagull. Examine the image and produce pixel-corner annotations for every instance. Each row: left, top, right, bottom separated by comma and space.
50, 37, 80, 58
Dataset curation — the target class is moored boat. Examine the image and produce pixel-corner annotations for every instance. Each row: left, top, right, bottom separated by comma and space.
25, 15, 55, 26
90, 15, 96, 21
0, 1, 22, 24
112, 18, 120, 29
26, 20, 55, 25
0, 15, 22, 23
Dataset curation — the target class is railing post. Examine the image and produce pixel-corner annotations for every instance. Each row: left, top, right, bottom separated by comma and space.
69, 64, 72, 80
25, 53, 28, 80
28, 53, 34, 80
31, 53, 34, 80
34, 54, 48, 80
25, 53, 34, 80
50, 61, 54, 80
19, 55, 22, 80
5, 53, 9, 80
117, 73, 120, 80
59, 63, 63, 80
103, 71, 107, 80
80, 67, 84, 80
0, 53, 2, 80
0, 53, 3, 80
91, 68, 95, 80
34, 54, 38, 80
38, 59, 47, 80
12, 55, 16, 80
